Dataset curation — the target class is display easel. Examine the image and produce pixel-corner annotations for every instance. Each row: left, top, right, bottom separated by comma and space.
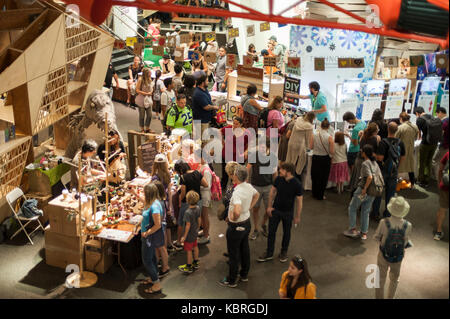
384, 79, 412, 119
412, 77, 442, 115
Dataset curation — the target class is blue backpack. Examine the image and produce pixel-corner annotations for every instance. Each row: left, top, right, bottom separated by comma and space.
380, 219, 408, 263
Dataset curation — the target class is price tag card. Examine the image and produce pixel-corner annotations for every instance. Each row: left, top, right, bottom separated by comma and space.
260, 22, 270, 32
384, 96, 404, 119
174, 47, 184, 62
180, 33, 190, 44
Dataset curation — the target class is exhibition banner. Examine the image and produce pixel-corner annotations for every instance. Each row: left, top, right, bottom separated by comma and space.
385, 96, 404, 119
361, 96, 382, 121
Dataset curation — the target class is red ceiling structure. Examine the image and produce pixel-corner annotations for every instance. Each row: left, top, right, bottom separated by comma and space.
62, 0, 449, 48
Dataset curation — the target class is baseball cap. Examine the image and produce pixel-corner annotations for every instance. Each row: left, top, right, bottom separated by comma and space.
261, 49, 269, 56
175, 25, 181, 31
269, 35, 277, 42
163, 54, 170, 59
155, 154, 168, 163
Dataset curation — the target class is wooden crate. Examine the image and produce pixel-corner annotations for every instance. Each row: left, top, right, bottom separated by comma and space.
44, 225, 86, 269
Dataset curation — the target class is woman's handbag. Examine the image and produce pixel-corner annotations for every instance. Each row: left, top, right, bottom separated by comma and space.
367, 163, 385, 197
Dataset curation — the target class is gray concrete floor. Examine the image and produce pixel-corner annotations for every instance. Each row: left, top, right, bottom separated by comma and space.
0, 101, 448, 299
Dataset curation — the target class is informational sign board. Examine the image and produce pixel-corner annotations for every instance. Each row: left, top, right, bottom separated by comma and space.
361, 96, 382, 121
385, 96, 404, 119
138, 141, 158, 173
246, 25, 255, 37
205, 32, 216, 42
264, 56, 277, 67
152, 46, 164, 56
237, 65, 264, 80
418, 94, 436, 114
314, 57, 325, 71
260, 22, 270, 32
226, 54, 237, 68
243, 55, 253, 68
204, 51, 217, 63
283, 77, 301, 105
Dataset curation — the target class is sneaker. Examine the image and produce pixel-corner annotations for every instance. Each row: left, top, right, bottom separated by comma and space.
279, 252, 288, 263
343, 229, 359, 238
192, 260, 200, 269
178, 264, 194, 274
173, 242, 183, 251
434, 232, 444, 241
238, 275, 248, 282
418, 182, 429, 188
158, 269, 170, 278
198, 229, 204, 237
167, 245, 176, 253
198, 236, 210, 245
261, 225, 268, 237
249, 230, 258, 240
257, 253, 274, 262
218, 277, 237, 288
360, 233, 368, 240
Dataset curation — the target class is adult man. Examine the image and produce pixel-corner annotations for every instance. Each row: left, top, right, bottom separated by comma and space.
374, 122, 406, 219
343, 111, 366, 170
192, 75, 219, 139
165, 94, 193, 134
434, 151, 449, 240
172, 64, 184, 95
432, 107, 448, 181
103, 62, 119, 100
97, 129, 126, 164
257, 162, 303, 263
161, 77, 176, 118
214, 46, 227, 90
219, 165, 259, 288
247, 138, 278, 240
159, 54, 175, 75
71, 140, 105, 189
294, 82, 330, 123
415, 106, 442, 187
171, 24, 181, 48
268, 36, 286, 72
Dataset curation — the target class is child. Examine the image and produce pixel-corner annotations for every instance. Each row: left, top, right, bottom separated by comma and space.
329, 131, 350, 193
178, 190, 201, 274
154, 181, 170, 278
373, 196, 412, 299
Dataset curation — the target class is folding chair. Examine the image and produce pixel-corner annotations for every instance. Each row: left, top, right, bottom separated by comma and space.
61, 171, 71, 189
6, 188, 45, 245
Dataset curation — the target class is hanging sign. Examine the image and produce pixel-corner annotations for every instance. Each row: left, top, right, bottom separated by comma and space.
205, 32, 216, 42
228, 27, 239, 39
180, 33, 190, 44
283, 76, 301, 106
133, 43, 143, 56
167, 35, 176, 48
237, 65, 263, 80
126, 37, 137, 47
194, 33, 202, 42
384, 96, 404, 119
287, 57, 300, 69
351, 58, 365, 68
384, 56, 398, 67
410, 55, 425, 67
246, 25, 255, 37
361, 96, 382, 121
436, 54, 448, 69
417, 94, 436, 114
338, 58, 351, 68
174, 47, 184, 62
226, 54, 237, 68
204, 51, 217, 63
243, 55, 253, 68
158, 36, 166, 46
264, 56, 277, 67
114, 39, 126, 49
152, 46, 164, 56
260, 22, 270, 32
314, 57, 325, 71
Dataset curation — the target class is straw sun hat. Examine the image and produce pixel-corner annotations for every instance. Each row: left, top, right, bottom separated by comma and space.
387, 196, 410, 219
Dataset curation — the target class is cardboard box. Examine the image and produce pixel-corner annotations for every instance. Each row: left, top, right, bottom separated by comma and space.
46, 195, 92, 236
45, 247, 84, 269
44, 225, 86, 269
85, 239, 114, 274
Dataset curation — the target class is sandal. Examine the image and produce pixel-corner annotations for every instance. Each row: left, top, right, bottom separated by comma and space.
144, 287, 162, 294
142, 278, 153, 285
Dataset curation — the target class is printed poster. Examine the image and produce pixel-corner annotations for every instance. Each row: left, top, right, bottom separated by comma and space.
440, 93, 449, 114
384, 96, 404, 119
417, 94, 436, 114
361, 96, 382, 121
338, 97, 359, 120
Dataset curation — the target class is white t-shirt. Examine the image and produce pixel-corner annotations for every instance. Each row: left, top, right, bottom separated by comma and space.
332, 143, 347, 164
228, 182, 258, 223
161, 89, 175, 108
199, 164, 212, 204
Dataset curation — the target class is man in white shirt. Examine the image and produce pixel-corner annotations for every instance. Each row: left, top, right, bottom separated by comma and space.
219, 165, 259, 288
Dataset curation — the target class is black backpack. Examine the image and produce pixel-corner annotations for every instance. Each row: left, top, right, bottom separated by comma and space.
381, 220, 408, 263
258, 108, 270, 128
163, 104, 192, 135
382, 138, 401, 178
423, 114, 443, 145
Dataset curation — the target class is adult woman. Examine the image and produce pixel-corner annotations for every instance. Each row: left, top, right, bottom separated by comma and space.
349, 123, 380, 195
247, 44, 258, 62
279, 256, 316, 299
151, 154, 175, 253
396, 112, 419, 187
220, 116, 249, 190
220, 161, 239, 221
344, 145, 381, 240
173, 160, 208, 250
285, 112, 315, 179
152, 70, 166, 120
127, 56, 144, 108
140, 183, 163, 294
135, 68, 154, 133
242, 84, 263, 130
370, 109, 388, 139
153, 181, 170, 278
309, 118, 334, 200
267, 96, 285, 137
278, 116, 296, 163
